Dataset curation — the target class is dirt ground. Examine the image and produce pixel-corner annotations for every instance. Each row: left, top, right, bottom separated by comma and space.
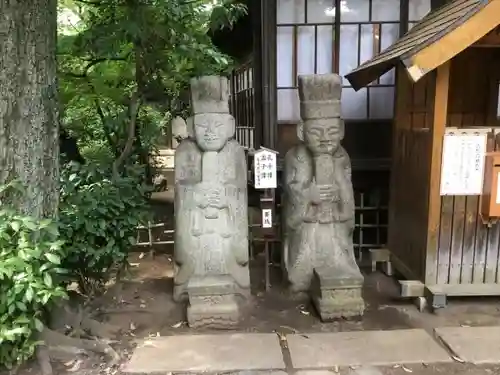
9, 196, 500, 375
10, 249, 500, 375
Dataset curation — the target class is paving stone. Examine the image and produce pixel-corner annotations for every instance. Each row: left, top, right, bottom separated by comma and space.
287, 329, 452, 368
435, 326, 500, 364
349, 367, 384, 375
123, 334, 286, 373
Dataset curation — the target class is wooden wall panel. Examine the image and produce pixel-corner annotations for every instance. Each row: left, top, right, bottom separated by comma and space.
389, 65, 435, 281
433, 48, 500, 288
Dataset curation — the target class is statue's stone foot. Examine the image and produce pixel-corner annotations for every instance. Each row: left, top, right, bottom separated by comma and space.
186, 275, 245, 328
187, 294, 240, 328
310, 268, 365, 322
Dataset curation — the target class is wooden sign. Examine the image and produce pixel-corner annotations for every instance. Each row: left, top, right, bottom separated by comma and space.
440, 129, 488, 196
262, 208, 273, 228
253, 147, 278, 189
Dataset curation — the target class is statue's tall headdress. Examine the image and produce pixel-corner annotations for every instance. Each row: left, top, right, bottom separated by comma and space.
190, 76, 230, 115
297, 74, 344, 140
298, 74, 342, 120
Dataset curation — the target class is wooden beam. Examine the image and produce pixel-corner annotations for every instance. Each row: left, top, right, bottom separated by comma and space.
425, 61, 450, 285
474, 26, 500, 47
408, 0, 500, 76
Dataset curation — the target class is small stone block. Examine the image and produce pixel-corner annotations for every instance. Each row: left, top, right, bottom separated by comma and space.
381, 261, 393, 276
312, 268, 364, 289
399, 280, 425, 297
310, 269, 365, 321
187, 294, 240, 328
369, 248, 390, 262
287, 329, 452, 368
435, 326, 500, 364
187, 275, 237, 296
123, 334, 286, 373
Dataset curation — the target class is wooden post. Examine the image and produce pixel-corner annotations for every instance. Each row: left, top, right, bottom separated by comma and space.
425, 61, 451, 285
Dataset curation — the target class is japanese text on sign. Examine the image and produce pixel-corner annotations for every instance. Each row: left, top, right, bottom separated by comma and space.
440, 130, 487, 196
254, 148, 277, 189
262, 209, 272, 228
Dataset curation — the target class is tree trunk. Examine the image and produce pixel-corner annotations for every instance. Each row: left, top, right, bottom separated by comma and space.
0, 0, 59, 218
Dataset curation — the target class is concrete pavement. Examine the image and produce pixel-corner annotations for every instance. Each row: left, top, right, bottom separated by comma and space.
121, 326, 500, 374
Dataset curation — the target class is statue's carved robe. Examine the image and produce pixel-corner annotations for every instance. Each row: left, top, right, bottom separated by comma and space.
174, 139, 249, 301
283, 144, 360, 292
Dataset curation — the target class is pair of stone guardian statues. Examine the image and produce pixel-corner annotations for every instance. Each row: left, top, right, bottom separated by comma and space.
173, 74, 364, 328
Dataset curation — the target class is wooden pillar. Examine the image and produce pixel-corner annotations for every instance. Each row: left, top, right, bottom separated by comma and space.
425, 61, 451, 285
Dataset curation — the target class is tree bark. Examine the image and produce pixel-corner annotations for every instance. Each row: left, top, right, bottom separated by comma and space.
0, 0, 59, 217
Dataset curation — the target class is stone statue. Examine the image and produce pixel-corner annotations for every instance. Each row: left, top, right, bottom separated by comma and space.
282, 74, 365, 320
171, 116, 189, 148
173, 75, 250, 328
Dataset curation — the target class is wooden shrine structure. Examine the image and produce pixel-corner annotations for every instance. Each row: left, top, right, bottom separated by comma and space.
346, 0, 500, 305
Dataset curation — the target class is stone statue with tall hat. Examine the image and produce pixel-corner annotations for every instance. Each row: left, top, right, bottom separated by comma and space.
173, 75, 250, 327
282, 73, 365, 320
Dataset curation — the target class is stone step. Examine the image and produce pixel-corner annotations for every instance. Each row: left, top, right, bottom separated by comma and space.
123, 333, 285, 374
286, 329, 451, 369
434, 326, 500, 364
123, 329, 455, 374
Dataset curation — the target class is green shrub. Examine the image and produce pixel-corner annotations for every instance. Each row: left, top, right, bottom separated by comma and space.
58, 162, 151, 295
0, 184, 67, 368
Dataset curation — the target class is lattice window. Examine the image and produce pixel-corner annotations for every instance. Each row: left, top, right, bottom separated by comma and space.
229, 62, 255, 149
276, 0, 431, 122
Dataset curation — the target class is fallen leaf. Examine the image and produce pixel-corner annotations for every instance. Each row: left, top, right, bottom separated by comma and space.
393, 365, 401, 368
140, 303, 146, 308
273, 330, 287, 342
171, 321, 184, 328
64, 359, 77, 367
300, 310, 310, 316
129, 263, 140, 267
401, 365, 413, 373
139, 252, 145, 259
67, 359, 83, 372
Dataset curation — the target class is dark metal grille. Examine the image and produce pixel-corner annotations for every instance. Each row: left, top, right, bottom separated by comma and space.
229, 61, 255, 149
354, 188, 389, 261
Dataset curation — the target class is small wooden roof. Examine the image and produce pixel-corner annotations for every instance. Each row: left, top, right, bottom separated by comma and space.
345, 0, 500, 91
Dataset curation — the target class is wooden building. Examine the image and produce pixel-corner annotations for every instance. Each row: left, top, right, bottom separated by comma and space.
346, 0, 500, 303
212, 0, 437, 261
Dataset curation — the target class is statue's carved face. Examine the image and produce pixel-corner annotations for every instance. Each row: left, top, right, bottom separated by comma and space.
304, 119, 342, 155
194, 114, 233, 151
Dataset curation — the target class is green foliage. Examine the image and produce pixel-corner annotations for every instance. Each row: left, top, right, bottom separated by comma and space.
58, 162, 151, 295
0, 183, 67, 369
58, 0, 246, 176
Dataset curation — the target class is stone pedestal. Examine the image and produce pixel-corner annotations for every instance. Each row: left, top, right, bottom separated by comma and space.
310, 268, 365, 321
187, 276, 240, 328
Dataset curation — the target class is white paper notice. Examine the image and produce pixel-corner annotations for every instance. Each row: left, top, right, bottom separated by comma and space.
254, 149, 277, 189
262, 209, 272, 228
440, 132, 487, 196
